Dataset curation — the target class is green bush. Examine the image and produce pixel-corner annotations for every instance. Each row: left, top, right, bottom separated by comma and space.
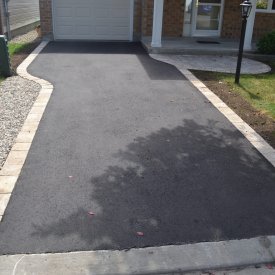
256, 0, 268, 9
257, 31, 275, 54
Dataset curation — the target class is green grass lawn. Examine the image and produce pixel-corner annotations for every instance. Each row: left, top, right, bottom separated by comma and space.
8, 42, 29, 57
0, 42, 30, 82
212, 62, 275, 119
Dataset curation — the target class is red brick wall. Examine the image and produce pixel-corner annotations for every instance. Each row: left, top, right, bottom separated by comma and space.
221, 0, 242, 38
134, 0, 142, 39
163, 0, 184, 36
221, 0, 275, 40
142, 0, 184, 37
39, 0, 52, 36
253, 13, 275, 40
141, 0, 154, 36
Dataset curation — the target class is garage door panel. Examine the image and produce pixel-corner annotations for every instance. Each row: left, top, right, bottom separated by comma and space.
75, 8, 91, 17
53, 0, 131, 40
71, 0, 90, 6
56, 25, 73, 35
55, 0, 74, 6
111, 8, 130, 18
56, 7, 73, 17
75, 25, 91, 35
95, 9, 109, 18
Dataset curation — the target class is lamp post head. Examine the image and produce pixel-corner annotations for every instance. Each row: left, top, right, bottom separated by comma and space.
240, 0, 253, 18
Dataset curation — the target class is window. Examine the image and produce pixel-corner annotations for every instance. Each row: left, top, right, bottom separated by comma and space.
256, 0, 275, 12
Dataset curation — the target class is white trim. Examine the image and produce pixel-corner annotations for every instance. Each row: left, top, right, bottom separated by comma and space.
129, 0, 134, 41
191, 0, 225, 37
256, 0, 275, 12
52, 0, 56, 40
151, 0, 164, 47
256, 9, 275, 12
244, 0, 257, 50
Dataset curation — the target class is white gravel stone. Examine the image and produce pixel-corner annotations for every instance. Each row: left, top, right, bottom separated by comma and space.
0, 76, 41, 168
10, 30, 39, 44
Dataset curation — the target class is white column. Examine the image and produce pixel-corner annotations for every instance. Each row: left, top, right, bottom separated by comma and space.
244, 0, 257, 50
151, 0, 164, 48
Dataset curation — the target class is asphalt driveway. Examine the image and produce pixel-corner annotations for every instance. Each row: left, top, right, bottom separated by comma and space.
0, 42, 275, 255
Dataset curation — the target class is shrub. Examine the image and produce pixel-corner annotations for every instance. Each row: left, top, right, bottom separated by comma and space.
257, 31, 275, 54
256, 0, 268, 9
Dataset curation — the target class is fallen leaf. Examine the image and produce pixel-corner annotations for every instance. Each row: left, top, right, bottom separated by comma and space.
137, 231, 144, 236
88, 211, 95, 216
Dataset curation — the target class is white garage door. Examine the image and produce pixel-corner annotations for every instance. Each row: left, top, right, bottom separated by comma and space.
53, 0, 133, 40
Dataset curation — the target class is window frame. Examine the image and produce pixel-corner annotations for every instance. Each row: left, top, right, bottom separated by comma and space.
256, 0, 275, 13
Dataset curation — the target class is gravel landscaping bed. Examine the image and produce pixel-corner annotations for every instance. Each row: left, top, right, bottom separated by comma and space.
0, 76, 41, 168
11, 30, 39, 44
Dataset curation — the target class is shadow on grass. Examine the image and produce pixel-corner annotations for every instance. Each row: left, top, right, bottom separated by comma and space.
237, 83, 263, 101
31, 119, 275, 251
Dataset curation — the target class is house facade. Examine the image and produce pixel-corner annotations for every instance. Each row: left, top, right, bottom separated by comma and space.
39, 0, 275, 49
0, 0, 40, 38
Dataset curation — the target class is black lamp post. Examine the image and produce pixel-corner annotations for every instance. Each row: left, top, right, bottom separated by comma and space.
235, 0, 253, 84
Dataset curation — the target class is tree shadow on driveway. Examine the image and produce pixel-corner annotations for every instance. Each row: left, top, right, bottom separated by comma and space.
31, 119, 275, 251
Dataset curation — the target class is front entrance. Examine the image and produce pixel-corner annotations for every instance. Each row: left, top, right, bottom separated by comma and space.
183, 0, 224, 37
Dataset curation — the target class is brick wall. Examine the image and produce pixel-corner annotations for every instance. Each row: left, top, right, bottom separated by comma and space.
39, 0, 52, 36
142, 0, 184, 37
221, 0, 275, 40
253, 13, 275, 40
134, 0, 142, 39
221, 0, 242, 38
141, 0, 153, 36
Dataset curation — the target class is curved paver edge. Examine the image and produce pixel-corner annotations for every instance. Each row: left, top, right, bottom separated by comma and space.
0, 44, 274, 274
150, 54, 275, 169
0, 41, 52, 222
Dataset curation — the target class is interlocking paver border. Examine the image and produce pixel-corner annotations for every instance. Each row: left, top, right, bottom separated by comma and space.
0, 41, 52, 222
1, 48, 274, 222
150, 55, 275, 168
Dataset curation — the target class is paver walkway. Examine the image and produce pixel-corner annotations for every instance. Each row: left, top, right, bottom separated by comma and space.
151, 54, 271, 74
0, 42, 275, 255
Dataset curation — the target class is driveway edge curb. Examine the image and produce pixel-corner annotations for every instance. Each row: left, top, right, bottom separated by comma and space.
0, 41, 51, 222
150, 55, 275, 169
0, 236, 275, 274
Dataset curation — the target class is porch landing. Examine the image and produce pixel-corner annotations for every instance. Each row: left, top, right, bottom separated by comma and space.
150, 54, 271, 74
142, 37, 256, 55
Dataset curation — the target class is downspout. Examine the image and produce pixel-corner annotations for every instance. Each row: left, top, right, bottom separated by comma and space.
3, 0, 11, 40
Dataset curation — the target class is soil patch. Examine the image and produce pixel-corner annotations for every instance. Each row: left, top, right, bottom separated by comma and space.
192, 70, 275, 149
11, 40, 41, 72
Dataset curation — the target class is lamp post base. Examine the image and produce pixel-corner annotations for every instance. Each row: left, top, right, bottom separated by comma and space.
235, 18, 247, 84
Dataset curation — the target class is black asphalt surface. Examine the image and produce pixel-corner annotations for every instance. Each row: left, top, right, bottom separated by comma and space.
0, 42, 275, 255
